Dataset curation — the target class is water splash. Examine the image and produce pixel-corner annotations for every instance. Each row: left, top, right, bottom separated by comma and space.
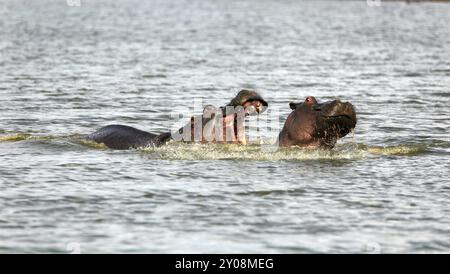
142, 141, 366, 161
1, 133, 444, 160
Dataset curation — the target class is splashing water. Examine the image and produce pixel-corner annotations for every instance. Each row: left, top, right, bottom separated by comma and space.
1, 133, 441, 160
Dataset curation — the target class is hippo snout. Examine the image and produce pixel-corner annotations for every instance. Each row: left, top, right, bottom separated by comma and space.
322, 100, 356, 122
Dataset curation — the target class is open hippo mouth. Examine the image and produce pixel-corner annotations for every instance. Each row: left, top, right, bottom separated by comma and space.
174, 89, 268, 144
280, 96, 357, 148
226, 89, 268, 116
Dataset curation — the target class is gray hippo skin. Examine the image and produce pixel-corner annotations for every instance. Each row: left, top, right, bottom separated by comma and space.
85, 125, 171, 150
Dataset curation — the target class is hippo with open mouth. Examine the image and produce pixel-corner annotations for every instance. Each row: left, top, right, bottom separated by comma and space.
278, 96, 357, 149
173, 89, 267, 144
85, 89, 268, 149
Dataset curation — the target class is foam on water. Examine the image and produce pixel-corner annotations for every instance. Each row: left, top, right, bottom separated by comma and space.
1, 133, 444, 160
144, 141, 366, 161
0, 133, 56, 142
145, 141, 440, 160
366, 145, 428, 156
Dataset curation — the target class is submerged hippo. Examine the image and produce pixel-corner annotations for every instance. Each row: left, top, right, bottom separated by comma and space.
278, 96, 357, 149
85, 90, 268, 149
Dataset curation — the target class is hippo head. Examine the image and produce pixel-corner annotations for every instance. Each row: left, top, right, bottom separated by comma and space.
226, 89, 268, 116
278, 96, 356, 149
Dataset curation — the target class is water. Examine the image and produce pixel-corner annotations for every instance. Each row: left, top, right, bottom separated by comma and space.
0, 0, 449, 253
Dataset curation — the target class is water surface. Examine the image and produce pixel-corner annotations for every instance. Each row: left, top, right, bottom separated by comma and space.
0, 0, 449, 253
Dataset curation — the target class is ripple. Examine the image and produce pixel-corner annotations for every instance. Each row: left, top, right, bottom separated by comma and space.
236, 188, 307, 197
1, 0, 450, 254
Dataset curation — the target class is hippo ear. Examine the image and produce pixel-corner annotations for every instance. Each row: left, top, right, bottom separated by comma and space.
289, 102, 298, 110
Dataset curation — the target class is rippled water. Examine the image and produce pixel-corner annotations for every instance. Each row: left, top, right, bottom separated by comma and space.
0, 0, 449, 253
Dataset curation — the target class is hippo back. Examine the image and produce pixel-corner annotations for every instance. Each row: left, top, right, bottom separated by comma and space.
85, 125, 171, 149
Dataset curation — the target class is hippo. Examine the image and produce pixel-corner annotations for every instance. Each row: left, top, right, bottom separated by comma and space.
278, 96, 357, 149
173, 89, 267, 144
84, 125, 172, 150
85, 89, 268, 149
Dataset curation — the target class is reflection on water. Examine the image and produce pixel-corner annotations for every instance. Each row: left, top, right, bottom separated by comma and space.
0, 0, 449, 253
